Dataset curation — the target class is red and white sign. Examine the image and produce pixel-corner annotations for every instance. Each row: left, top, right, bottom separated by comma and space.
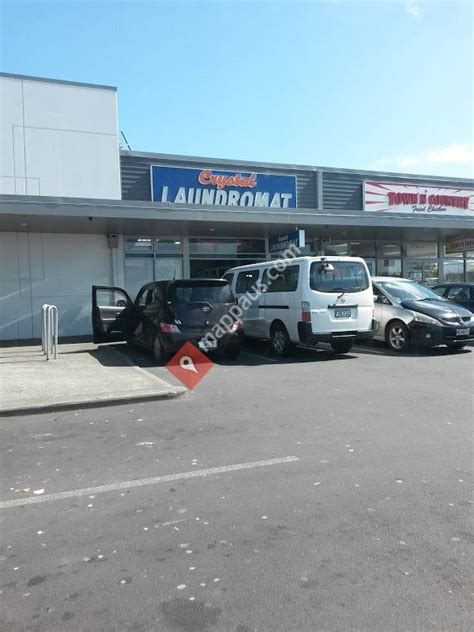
166, 341, 214, 390
364, 181, 474, 217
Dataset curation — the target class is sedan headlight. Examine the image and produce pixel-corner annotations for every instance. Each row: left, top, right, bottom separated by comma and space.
412, 312, 440, 325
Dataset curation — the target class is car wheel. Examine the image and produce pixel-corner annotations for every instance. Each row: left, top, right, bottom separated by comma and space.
330, 339, 354, 354
386, 320, 410, 352
223, 345, 241, 361
270, 323, 293, 357
153, 336, 165, 364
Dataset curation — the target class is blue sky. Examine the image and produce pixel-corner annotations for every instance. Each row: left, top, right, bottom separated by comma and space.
1, 0, 472, 177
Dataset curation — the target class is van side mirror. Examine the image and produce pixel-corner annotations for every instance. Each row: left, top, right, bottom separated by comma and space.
116, 299, 127, 307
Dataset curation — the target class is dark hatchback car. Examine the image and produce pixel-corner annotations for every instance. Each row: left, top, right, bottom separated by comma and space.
432, 283, 474, 313
92, 279, 243, 362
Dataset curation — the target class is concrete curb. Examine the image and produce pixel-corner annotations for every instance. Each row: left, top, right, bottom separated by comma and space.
0, 345, 187, 417
0, 387, 187, 418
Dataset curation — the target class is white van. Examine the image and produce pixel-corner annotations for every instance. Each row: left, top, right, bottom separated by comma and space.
224, 256, 374, 355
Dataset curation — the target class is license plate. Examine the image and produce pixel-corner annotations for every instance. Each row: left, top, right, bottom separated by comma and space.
198, 339, 217, 350
334, 308, 352, 318
456, 328, 469, 336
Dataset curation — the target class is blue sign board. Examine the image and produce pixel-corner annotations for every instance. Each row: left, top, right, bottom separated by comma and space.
269, 230, 305, 254
151, 165, 297, 209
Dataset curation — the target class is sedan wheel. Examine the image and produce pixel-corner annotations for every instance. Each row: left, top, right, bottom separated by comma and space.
386, 321, 410, 352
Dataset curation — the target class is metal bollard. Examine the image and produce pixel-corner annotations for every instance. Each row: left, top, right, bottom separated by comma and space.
41, 304, 59, 360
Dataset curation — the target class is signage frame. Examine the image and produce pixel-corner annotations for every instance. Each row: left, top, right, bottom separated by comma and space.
445, 236, 474, 254
363, 180, 474, 217
269, 229, 305, 254
150, 163, 298, 209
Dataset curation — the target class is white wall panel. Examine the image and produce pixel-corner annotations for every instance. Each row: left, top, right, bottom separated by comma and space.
24, 127, 121, 199
22, 81, 118, 135
0, 75, 121, 199
0, 77, 23, 180
0, 231, 113, 340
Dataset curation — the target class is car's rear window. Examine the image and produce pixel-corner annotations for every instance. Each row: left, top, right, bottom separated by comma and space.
168, 282, 234, 304
310, 261, 369, 293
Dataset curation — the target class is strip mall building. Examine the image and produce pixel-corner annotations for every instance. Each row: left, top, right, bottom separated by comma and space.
1, 72, 473, 342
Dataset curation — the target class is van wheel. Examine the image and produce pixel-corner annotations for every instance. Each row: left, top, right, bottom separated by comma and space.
270, 323, 293, 357
153, 336, 166, 364
386, 320, 410, 352
330, 339, 354, 354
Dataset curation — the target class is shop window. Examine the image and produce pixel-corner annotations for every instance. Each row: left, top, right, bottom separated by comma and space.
350, 242, 376, 257
407, 260, 438, 285
155, 239, 183, 254
405, 242, 438, 257
377, 259, 402, 277
377, 243, 401, 257
190, 238, 266, 257
443, 257, 464, 283
125, 258, 154, 299
466, 257, 474, 282
126, 238, 153, 254
154, 259, 183, 281
324, 242, 349, 256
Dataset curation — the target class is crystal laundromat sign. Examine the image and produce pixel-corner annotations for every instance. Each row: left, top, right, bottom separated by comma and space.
151, 165, 297, 208
364, 181, 474, 217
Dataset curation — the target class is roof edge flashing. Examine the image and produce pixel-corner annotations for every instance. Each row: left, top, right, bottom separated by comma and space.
0, 72, 117, 92
119, 150, 474, 184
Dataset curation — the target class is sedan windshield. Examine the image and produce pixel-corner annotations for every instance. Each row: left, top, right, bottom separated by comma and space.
376, 280, 447, 303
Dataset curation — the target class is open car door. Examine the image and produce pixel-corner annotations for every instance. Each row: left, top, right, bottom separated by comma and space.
92, 285, 133, 343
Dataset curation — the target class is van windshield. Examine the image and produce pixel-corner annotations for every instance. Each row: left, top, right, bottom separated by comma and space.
168, 281, 234, 304
310, 261, 369, 293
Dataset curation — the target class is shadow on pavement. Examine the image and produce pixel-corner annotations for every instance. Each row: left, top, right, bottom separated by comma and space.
355, 339, 472, 358
102, 337, 472, 371
105, 339, 357, 369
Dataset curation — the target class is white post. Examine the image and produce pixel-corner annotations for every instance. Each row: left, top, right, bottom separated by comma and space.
41, 304, 59, 359
41, 304, 48, 352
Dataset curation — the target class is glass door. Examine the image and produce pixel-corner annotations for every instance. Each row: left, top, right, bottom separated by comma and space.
407, 260, 439, 285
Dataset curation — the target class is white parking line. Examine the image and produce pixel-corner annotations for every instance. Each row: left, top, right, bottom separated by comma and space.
0, 456, 299, 510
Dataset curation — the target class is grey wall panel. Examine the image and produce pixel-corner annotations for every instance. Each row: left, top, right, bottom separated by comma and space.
322, 171, 474, 211
120, 154, 152, 201
120, 154, 316, 208
296, 171, 316, 208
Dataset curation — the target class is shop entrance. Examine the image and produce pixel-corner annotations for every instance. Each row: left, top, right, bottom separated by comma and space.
189, 238, 267, 279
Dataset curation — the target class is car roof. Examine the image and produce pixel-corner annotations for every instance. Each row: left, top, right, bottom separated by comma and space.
141, 278, 227, 288
171, 278, 228, 284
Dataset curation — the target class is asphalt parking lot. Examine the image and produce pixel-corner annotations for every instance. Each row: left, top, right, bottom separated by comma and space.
1, 341, 472, 631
